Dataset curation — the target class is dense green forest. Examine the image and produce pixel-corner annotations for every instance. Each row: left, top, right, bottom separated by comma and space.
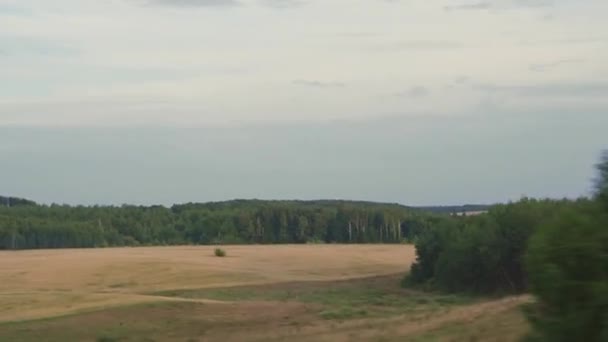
0, 199, 447, 249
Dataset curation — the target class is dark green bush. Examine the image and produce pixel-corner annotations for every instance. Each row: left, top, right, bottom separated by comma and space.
214, 248, 226, 257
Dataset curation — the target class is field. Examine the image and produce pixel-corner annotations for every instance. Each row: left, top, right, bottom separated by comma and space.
0, 245, 529, 341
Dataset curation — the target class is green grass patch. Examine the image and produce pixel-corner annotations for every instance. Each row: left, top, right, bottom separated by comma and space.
153, 275, 475, 320
319, 307, 368, 320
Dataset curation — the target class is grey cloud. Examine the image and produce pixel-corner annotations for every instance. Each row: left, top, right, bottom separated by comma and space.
398, 40, 462, 50
395, 86, 430, 98
0, 4, 32, 16
147, 0, 240, 7
337, 32, 384, 38
454, 76, 470, 84
542, 13, 554, 20
511, 0, 554, 8
292, 80, 346, 88
445, 76, 469, 89
407, 86, 429, 98
259, 0, 305, 9
445, 2, 492, 11
146, 0, 305, 8
518, 37, 607, 46
0, 35, 78, 57
397, 41, 463, 50
445, 0, 554, 11
374, 40, 465, 52
529, 59, 583, 72
475, 82, 608, 97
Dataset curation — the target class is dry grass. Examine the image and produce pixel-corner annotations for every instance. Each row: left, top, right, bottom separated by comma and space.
0, 245, 414, 322
0, 245, 530, 341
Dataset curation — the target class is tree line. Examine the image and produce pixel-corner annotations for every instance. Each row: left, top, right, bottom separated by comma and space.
405, 151, 608, 341
404, 198, 586, 293
0, 200, 442, 249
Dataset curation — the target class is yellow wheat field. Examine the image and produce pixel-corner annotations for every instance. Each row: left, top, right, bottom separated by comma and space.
0, 244, 415, 322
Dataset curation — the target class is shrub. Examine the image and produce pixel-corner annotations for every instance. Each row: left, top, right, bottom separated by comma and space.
306, 237, 325, 244
214, 248, 226, 257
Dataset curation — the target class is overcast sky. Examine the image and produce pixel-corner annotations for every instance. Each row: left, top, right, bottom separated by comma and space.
1, 0, 607, 205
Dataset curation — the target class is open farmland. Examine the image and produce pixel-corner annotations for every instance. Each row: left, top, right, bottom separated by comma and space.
0, 245, 529, 341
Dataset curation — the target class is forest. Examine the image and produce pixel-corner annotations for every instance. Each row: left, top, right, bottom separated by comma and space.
0, 199, 446, 249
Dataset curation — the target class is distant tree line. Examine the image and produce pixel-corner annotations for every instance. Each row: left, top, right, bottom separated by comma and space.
0, 200, 441, 250
414, 204, 491, 215
0, 196, 36, 207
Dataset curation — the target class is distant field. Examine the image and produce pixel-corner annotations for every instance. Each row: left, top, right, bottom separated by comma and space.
0, 245, 529, 341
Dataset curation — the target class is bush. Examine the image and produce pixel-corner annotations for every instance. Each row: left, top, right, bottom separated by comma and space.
306, 237, 325, 244
96, 336, 119, 342
214, 248, 226, 257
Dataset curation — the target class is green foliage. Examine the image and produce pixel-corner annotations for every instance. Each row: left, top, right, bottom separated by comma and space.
306, 237, 325, 244
523, 153, 608, 341
0, 200, 431, 249
596, 151, 608, 210
405, 199, 580, 294
319, 307, 368, 320
214, 248, 226, 257
525, 207, 608, 341
403, 152, 608, 339
407, 217, 455, 285
0, 196, 36, 207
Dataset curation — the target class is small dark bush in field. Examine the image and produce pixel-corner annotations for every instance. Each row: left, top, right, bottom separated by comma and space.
96, 336, 118, 342
214, 248, 226, 257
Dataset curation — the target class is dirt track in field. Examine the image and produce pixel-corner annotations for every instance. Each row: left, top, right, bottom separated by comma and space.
0, 245, 415, 322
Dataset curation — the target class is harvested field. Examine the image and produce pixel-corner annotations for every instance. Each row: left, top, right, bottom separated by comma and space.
0, 245, 529, 341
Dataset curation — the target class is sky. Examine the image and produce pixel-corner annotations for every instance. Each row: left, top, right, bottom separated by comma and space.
1, 0, 607, 206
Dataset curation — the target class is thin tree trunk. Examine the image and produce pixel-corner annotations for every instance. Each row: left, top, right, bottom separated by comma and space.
348, 221, 352, 242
